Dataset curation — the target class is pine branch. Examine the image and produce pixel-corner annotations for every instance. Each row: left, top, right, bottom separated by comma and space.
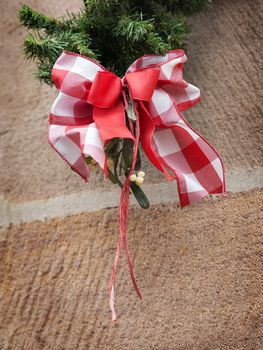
67, 33, 98, 59
23, 30, 98, 84
19, 0, 214, 204
19, 0, 213, 85
114, 15, 154, 42
35, 62, 54, 85
23, 33, 65, 62
19, 5, 74, 34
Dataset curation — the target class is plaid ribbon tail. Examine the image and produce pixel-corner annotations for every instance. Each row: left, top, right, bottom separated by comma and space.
147, 91, 225, 207
48, 122, 106, 181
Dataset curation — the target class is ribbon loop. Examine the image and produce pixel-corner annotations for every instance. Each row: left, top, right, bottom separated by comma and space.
125, 68, 160, 101
86, 70, 134, 142
87, 71, 122, 108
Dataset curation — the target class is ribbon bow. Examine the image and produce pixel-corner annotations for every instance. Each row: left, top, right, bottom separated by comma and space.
86, 68, 160, 143
49, 50, 225, 320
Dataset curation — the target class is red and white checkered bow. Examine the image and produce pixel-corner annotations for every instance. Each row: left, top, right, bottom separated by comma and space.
49, 50, 225, 206
49, 50, 226, 319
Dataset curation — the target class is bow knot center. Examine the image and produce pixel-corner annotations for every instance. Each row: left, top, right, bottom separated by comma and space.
87, 68, 161, 109
87, 71, 122, 109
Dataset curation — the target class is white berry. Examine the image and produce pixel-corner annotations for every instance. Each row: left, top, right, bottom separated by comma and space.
137, 171, 145, 178
130, 174, 137, 182
135, 176, 144, 186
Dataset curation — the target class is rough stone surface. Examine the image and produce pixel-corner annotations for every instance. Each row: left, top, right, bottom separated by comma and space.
0, 0, 262, 202
0, 190, 262, 349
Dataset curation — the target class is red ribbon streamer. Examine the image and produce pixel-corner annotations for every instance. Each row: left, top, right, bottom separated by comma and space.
109, 98, 143, 321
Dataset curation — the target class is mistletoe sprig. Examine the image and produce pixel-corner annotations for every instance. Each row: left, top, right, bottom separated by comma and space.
103, 135, 150, 209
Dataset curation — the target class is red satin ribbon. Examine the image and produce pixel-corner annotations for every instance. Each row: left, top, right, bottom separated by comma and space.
86, 68, 161, 143
109, 104, 142, 321
86, 67, 171, 177
125, 68, 160, 101
87, 68, 163, 321
87, 72, 133, 142
86, 66, 172, 320
88, 71, 122, 108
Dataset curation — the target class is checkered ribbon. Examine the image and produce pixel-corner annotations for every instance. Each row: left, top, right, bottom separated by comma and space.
49, 50, 225, 206
49, 50, 226, 320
